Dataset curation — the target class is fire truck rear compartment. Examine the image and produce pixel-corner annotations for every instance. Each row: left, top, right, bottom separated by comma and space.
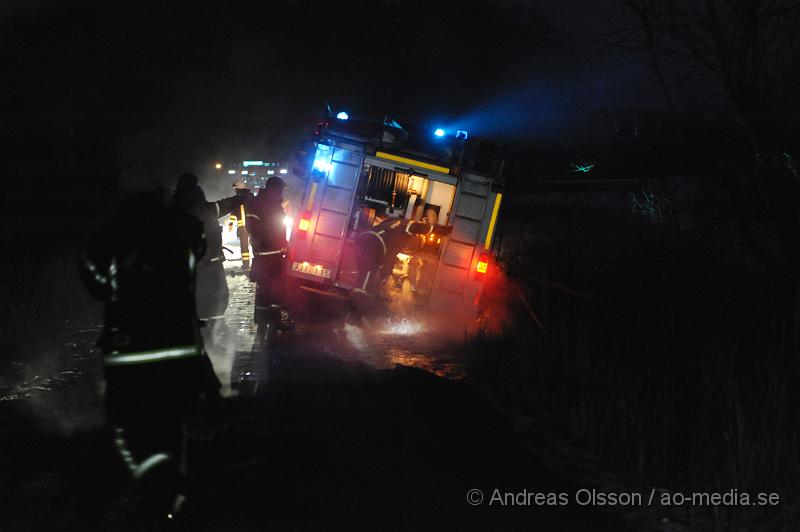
335, 165, 456, 305
289, 134, 503, 317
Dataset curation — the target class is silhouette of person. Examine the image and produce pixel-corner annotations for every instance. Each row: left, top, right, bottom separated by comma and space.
80, 162, 220, 523
245, 176, 292, 341
170, 172, 241, 340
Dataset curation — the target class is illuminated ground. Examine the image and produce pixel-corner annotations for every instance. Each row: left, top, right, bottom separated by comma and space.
217, 244, 471, 390
0, 251, 626, 531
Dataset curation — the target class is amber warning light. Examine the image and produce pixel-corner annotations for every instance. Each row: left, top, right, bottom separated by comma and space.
297, 211, 312, 237
475, 252, 490, 277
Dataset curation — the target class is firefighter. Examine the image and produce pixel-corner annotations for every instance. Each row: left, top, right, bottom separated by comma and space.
354, 210, 453, 296
245, 176, 293, 341
170, 172, 242, 340
79, 163, 220, 524
232, 179, 254, 270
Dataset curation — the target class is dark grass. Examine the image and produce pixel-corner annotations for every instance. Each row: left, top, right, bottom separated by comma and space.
469, 220, 800, 531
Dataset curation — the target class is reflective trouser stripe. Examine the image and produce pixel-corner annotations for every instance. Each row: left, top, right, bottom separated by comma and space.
134, 453, 173, 480
82, 256, 109, 286
114, 426, 175, 480
104, 345, 200, 366
114, 427, 137, 474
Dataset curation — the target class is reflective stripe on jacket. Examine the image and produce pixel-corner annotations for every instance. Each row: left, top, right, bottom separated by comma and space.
104, 345, 201, 366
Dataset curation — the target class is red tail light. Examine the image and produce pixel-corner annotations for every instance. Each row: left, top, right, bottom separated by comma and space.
297, 211, 311, 238
475, 252, 490, 278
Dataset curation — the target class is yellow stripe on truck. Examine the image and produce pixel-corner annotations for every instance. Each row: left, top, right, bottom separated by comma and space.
375, 151, 450, 174
484, 192, 502, 250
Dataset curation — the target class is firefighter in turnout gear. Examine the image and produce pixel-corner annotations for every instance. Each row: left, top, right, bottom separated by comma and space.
245, 176, 293, 342
354, 211, 453, 296
170, 172, 242, 338
79, 163, 220, 525
232, 179, 254, 270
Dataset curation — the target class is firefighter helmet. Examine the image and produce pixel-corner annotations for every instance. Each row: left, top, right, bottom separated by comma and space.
263, 176, 287, 191
176, 172, 199, 190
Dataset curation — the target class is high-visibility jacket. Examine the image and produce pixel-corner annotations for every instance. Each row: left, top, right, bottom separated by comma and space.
236, 192, 254, 264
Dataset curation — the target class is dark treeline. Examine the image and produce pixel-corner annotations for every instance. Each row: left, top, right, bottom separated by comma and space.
474, 2, 800, 530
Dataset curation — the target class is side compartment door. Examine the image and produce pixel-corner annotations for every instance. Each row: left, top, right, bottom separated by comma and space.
428, 174, 492, 314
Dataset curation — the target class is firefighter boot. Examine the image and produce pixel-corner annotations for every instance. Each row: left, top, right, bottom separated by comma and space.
276, 305, 295, 332
254, 305, 281, 347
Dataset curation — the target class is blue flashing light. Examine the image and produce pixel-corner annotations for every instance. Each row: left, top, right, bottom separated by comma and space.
313, 160, 332, 174
456, 130, 468, 140
336, 111, 349, 120
243, 161, 264, 167
434, 128, 446, 137
312, 144, 334, 178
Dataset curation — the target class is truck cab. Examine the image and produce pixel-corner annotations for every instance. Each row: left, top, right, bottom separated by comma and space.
287, 117, 505, 316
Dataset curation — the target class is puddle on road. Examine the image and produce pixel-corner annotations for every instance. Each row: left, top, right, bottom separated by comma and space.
378, 317, 427, 336
330, 314, 470, 379
207, 267, 256, 397
0, 262, 473, 424
0, 330, 104, 435
222, 260, 471, 383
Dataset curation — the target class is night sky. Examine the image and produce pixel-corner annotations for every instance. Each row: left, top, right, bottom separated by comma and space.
2, 0, 628, 164
1, 0, 647, 215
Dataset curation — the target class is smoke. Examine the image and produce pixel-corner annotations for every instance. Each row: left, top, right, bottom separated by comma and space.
469, 268, 529, 337
6, 336, 105, 436
205, 271, 257, 397
196, 172, 235, 203
205, 327, 238, 398
0, 227, 105, 435
341, 322, 367, 352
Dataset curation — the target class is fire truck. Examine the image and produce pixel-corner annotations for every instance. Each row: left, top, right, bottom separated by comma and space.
287, 115, 505, 315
